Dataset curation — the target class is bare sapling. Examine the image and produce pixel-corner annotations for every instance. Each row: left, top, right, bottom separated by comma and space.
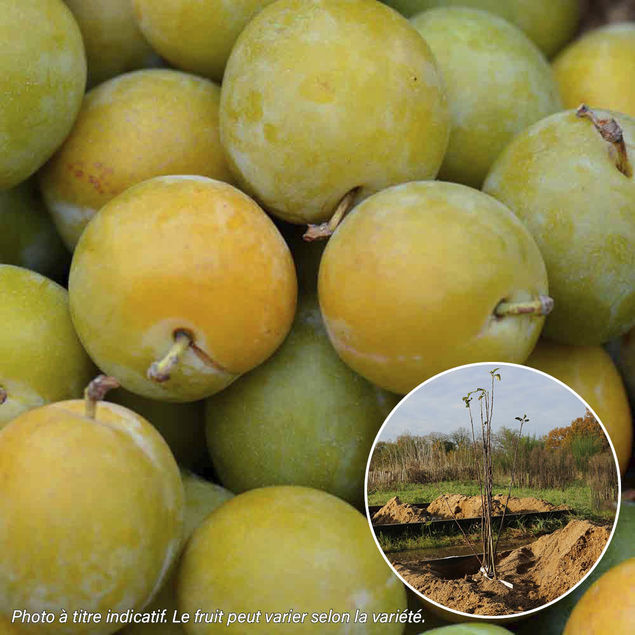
455, 368, 527, 587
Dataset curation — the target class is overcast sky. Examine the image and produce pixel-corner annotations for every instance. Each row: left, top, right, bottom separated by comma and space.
379, 363, 590, 442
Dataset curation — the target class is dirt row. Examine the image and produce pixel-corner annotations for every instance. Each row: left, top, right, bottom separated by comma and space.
394, 519, 611, 615
372, 494, 570, 524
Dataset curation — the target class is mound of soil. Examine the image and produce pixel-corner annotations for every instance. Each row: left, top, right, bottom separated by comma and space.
371, 496, 430, 525
426, 494, 570, 519
395, 519, 610, 615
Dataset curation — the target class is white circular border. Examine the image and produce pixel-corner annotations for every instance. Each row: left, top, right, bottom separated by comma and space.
364, 361, 623, 621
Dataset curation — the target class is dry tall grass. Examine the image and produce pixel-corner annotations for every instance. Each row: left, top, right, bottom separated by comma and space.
369, 428, 616, 511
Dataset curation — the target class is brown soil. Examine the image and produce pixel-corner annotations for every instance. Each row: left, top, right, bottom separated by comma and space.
395, 519, 611, 616
426, 494, 570, 519
371, 496, 429, 525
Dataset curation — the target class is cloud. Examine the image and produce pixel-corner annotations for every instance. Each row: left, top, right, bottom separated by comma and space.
379, 363, 589, 442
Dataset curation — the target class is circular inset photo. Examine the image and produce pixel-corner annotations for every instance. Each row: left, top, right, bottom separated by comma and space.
365, 363, 621, 619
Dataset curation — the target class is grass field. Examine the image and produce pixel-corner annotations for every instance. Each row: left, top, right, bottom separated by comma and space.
378, 517, 568, 553
368, 479, 615, 523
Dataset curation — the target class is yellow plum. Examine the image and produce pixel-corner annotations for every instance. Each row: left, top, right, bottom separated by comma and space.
69, 176, 297, 402
220, 0, 449, 224
177, 486, 407, 634
0, 383, 184, 634
564, 558, 635, 634
319, 182, 549, 394
554, 23, 635, 117
525, 340, 632, 474
40, 69, 233, 250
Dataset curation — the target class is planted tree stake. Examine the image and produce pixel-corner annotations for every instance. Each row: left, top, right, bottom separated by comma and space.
461, 368, 521, 581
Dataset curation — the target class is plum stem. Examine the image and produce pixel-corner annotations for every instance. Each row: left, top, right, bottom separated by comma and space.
84, 375, 120, 419
494, 296, 554, 317
148, 330, 192, 383
303, 187, 360, 241
576, 104, 632, 178
0, 386, 7, 405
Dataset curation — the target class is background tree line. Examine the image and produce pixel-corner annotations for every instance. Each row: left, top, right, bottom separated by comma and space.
369, 410, 617, 509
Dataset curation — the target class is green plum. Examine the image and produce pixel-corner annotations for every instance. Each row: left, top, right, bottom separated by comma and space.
382, 0, 580, 57
132, 0, 277, 82
514, 501, 635, 635
206, 295, 398, 506
220, 0, 449, 225
177, 486, 407, 634
0, 0, 86, 189
483, 108, 635, 345
179, 471, 234, 541
411, 8, 561, 187
0, 265, 95, 428
109, 389, 210, 473
0, 180, 69, 280
65, 0, 159, 87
